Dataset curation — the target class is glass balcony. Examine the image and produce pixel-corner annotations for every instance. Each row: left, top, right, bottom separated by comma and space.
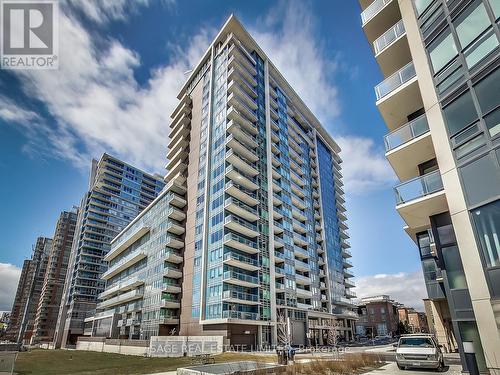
225, 165, 259, 191
226, 120, 258, 148
294, 245, 309, 259
225, 197, 259, 222
384, 114, 429, 152
222, 310, 260, 320
224, 214, 259, 238
226, 149, 259, 176
361, 0, 393, 25
165, 249, 183, 264
225, 181, 258, 207
375, 61, 416, 100
394, 170, 444, 205
222, 290, 259, 304
374, 19, 405, 55
223, 251, 259, 271
224, 233, 258, 254
223, 270, 259, 287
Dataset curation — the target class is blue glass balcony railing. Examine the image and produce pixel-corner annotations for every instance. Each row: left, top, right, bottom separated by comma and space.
384, 114, 429, 152
394, 170, 444, 205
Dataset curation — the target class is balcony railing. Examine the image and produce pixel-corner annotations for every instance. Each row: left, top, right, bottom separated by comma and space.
223, 252, 258, 268
223, 270, 259, 285
375, 61, 416, 100
394, 170, 444, 205
222, 310, 260, 320
222, 290, 259, 302
384, 114, 429, 152
361, 0, 393, 25
374, 19, 405, 55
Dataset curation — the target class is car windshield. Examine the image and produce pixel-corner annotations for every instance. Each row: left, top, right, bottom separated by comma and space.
399, 337, 434, 347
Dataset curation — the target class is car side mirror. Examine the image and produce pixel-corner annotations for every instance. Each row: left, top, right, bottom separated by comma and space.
393, 344, 398, 348
438, 344, 443, 348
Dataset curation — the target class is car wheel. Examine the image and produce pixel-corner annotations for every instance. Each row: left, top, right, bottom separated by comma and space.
397, 363, 405, 370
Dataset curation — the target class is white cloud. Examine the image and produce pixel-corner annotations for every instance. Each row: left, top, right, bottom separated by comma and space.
0, 263, 21, 311
355, 271, 427, 311
0, 97, 39, 123
64, 0, 174, 24
337, 136, 396, 195
251, 1, 340, 123
251, 1, 393, 195
5, 0, 392, 195
8, 10, 211, 172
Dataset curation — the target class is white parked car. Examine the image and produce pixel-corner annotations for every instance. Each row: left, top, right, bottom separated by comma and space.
395, 334, 445, 371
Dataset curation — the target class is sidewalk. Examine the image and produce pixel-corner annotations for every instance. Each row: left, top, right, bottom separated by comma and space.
362, 362, 462, 375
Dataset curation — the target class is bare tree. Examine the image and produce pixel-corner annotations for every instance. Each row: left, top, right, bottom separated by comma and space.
325, 318, 341, 347
276, 310, 291, 347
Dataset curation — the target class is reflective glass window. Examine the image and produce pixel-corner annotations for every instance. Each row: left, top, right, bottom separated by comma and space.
454, 1, 491, 49
443, 90, 478, 135
428, 29, 458, 73
474, 68, 500, 114
472, 200, 500, 268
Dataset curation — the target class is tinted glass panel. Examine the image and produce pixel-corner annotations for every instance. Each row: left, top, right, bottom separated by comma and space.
442, 246, 467, 289
454, 1, 491, 49
474, 69, 500, 114
458, 322, 487, 372
415, 0, 433, 15
472, 200, 500, 268
485, 108, 500, 138
429, 29, 458, 73
488, 0, 500, 20
465, 31, 498, 68
443, 91, 478, 135
461, 154, 500, 206
455, 133, 485, 158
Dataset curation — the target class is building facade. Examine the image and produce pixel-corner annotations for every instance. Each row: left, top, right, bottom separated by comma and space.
87, 15, 356, 348
5, 260, 32, 342
398, 306, 429, 333
359, 0, 500, 372
355, 295, 399, 337
53, 154, 164, 348
31, 210, 78, 344
6, 237, 52, 344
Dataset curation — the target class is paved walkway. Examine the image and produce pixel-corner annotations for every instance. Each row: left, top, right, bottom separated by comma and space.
362, 362, 461, 375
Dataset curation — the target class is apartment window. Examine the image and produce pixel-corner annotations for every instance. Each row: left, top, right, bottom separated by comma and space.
428, 29, 458, 73
472, 200, 500, 268
454, 1, 491, 49
484, 109, 500, 138
414, 0, 434, 15
460, 154, 500, 206
474, 68, 500, 115
443, 90, 478, 135
488, 0, 500, 20
451, 0, 499, 68
442, 246, 468, 289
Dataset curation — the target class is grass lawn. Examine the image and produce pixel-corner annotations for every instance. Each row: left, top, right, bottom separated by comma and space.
14, 349, 275, 375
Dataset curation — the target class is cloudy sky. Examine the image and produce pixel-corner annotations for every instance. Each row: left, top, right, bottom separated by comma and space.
0, 0, 426, 311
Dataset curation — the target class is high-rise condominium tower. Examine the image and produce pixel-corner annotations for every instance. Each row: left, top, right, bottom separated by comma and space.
53, 154, 164, 348
31, 209, 78, 344
6, 237, 52, 344
359, 0, 499, 372
88, 16, 356, 347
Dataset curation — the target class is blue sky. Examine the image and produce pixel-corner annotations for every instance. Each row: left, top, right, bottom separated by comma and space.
0, 0, 426, 310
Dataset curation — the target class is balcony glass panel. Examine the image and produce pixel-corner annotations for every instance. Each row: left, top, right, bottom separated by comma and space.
394, 170, 444, 204
384, 114, 429, 151
361, 0, 393, 25
374, 19, 405, 55
375, 62, 416, 100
